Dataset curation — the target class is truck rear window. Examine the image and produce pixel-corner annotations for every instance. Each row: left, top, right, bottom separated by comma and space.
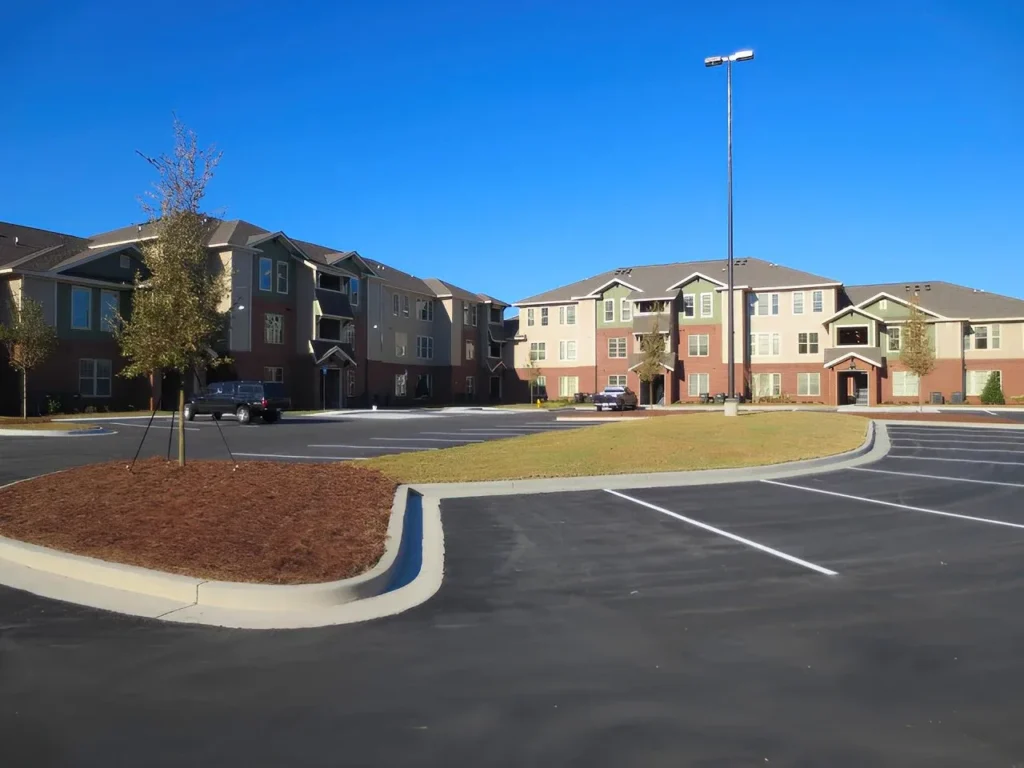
262, 383, 286, 398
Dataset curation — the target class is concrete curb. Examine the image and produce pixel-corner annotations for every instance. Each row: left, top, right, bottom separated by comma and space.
411, 421, 882, 498
0, 426, 112, 437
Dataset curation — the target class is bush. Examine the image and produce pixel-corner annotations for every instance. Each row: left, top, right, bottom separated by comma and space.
84, 405, 97, 414
980, 371, 1005, 405
46, 396, 62, 416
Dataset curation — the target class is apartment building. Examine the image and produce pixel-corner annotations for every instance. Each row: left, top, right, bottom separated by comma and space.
512, 258, 1024, 405
0, 219, 511, 415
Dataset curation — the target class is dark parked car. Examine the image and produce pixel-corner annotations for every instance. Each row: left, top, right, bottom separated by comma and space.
183, 381, 291, 424
592, 386, 639, 411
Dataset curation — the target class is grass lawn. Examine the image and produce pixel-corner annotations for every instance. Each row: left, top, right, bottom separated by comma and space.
365, 411, 867, 483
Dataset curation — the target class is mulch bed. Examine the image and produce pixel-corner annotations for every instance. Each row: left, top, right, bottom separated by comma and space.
0, 459, 397, 584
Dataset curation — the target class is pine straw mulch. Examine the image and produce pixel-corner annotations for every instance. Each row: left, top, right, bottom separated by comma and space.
0, 459, 397, 584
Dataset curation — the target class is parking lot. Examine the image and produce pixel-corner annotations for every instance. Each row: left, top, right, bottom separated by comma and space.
3, 420, 1024, 765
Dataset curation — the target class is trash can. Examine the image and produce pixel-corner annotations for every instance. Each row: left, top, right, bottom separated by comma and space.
574, 392, 586, 404
713, 393, 727, 405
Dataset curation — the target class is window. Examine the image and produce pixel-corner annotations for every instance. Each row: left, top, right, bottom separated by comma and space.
559, 305, 577, 325
541, 307, 549, 326
967, 370, 999, 397
893, 371, 920, 397
527, 308, 535, 327
258, 257, 272, 291
416, 299, 433, 321
100, 290, 119, 333
968, 324, 999, 350
349, 278, 359, 306
837, 326, 869, 346
812, 290, 823, 313
71, 286, 91, 329
395, 373, 407, 397
608, 337, 627, 358
682, 294, 695, 318
559, 340, 577, 361
276, 261, 289, 294
755, 293, 779, 316
534, 375, 547, 397
393, 294, 400, 316
879, 298, 888, 311
342, 324, 356, 345
489, 306, 502, 324
265, 313, 283, 344
752, 373, 782, 398
609, 375, 627, 387
793, 292, 805, 315
79, 358, 112, 397
620, 299, 632, 322
993, 324, 1002, 350
402, 296, 410, 317
700, 293, 713, 318
559, 376, 580, 398
749, 332, 781, 356
119, 253, 131, 270
529, 342, 546, 361
489, 341, 501, 358
416, 373, 432, 397
688, 373, 710, 397
396, 331, 407, 357
465, 340, 475, 360
887, 326, 901, 352
416, 335, 434, 360
264, 366, 284, 384
797, 332, 819, 355
688, 334, 709, 357
346, 369, 356, 397
637, 300, 668, 314
318, 273, 342, 292
797, 373, 820, 396
464, 304, 478, 326
466, 376, 475, 395
604, 299, 615, 322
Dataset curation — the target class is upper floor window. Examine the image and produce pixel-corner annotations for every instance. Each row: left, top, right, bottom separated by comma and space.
489, 306, 502, 324
464, 304, 478, 326
100, 290, 119, 333
342, 324, 356, 345
754, 292, 779, 316
71, 286, 91, 329
258, 257, 273, 291
540, 307, 549, 326
465, 340, 475, 360
608, 337, 627, 358
560, 305, 577, 325
966, 324, 1000, 350
798, 332, 819, 354
637, 300, 668, 314
393, 293, 400, 316
276, 261, 289, 294
265, 313, 284, 344
529, 342, 546, 361
416, 298, 433, 321
318, 272, 342, 292
603, 299, 615, 322
792, 292, 805, 315
837, 326, 869, 346
620, 299, 632, 322
878, 298, 889, 311
559, 340, 577, 361
527, 308, 535, 326
699, 293, 713, 318
749, 332, 781, 356
489, 340, 501, 358
349, 278, 360, 306
416, 335, 434, 359
887, 326, 901, 352
402, 295, 410, 317
812, 290, 823, 313
688, 334, 709, 357
682, 294, 695, 318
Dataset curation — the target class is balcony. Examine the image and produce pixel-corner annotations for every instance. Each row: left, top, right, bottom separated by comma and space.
632, 313, 672, 334
315, 288, 353, 319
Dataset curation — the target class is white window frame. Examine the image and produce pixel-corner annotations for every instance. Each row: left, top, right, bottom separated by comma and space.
527, 308, 535, 327
687, 334, 709, 357
608, 337, 627, 358
465, 340, 475, 360
79, 358, 112, 397
682, 294, 695, 318
349, 277, 359, 306
608, 375, 627, 388
258, 257, 273, 292
893, 371, 921, 397
559, 305, 577, 325
393, 294, 400, 316
346, 368, 356, 397
395, 335, 407, 357
100, 290, 119, 333
620, 299, 632, 322
792, 292, 805, 315
968, 324, 999, 351
755, 293, 780, 316
752, 372, 782, 398
466, 376, 475, 395
416, 335, 434, 360
967, 370, 1000, 397
276, 261, 289, 294
699, 292, 713, 318
749, 332, 781, 357
540, 307, 549, 326
797, 372, 820, 396
797, 331, 819, 355
529, 342, 546, 361
812, 290, 823, 313
402, 295, 410, 317
603, 299, 615, 323
264, 366, 284, 384
342, 324, 356, 345
558, 376, 580, 398
559, 339, 578, 361
687, 372, 709, 397
395, 373, 407, 397
879, 298, 889, 311
265, 313, 284, 345
836, 324, 870, 347
71, 286, 91, 330
887, 326, 901, 352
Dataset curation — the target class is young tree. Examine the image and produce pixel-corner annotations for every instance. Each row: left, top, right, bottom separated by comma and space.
117, 116, 227, 465
0, 297, 58, 418
900, 295, 936, 412
523, 356, 543, 403
980, 371, 1005, 405
635, 316, 666, 407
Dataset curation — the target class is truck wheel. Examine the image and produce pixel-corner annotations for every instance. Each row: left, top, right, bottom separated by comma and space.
211, 412, 222, 421
183, 404, 195, 421
236, 405, 251, 425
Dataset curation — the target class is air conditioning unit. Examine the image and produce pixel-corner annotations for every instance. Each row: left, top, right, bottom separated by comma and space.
930, 392, 943, 405
950, 391, 964, 404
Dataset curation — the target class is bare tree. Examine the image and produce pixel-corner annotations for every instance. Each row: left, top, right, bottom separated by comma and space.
0, 297, 57, 418
117, 116, 227, 465
523, 356, 543, 403
900, 295, 935, 412
635, 316, 666, 407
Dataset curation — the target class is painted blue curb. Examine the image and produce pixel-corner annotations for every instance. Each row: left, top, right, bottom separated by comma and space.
385, 490, 424, 592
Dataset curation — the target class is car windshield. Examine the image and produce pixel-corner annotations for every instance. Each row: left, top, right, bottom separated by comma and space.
604, 387, 626, 394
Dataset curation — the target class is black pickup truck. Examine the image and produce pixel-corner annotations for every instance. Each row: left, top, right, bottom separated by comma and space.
183, 381, 291, 424
592, 386, 639, 411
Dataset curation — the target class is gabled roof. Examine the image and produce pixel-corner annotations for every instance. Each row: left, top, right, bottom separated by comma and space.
823, 305, 885, 324
0, 222, 88, 269
516, 258, 839, 305
844, 281, 1024, 321
822, 348, 884, 369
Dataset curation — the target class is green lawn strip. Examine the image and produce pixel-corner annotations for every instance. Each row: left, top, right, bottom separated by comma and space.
365, 411, 867, 483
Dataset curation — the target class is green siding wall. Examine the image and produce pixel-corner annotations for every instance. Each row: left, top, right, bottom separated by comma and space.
64, 251, 142, 282
253, 241, 295, 300
881, 323, 935, 360
862, 298, 911, 320
57, 283, 128, 340
596, 283, 633, 328
677, 278, 721, 324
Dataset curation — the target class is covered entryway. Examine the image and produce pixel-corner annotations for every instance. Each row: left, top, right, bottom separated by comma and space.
310, 341, 357, 409
838, 370, 869, 406
489, 375, 502, 400
823, 349, 883, 407
638, 376, 666, 407
320, 367, 342, 409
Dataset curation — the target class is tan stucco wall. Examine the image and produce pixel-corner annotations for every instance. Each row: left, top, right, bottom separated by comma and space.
744, 287, 836, 363
965, 321, 1023, 361
371, 280, 445, 366
933, 321, 963, 360
514, 299, 596, 368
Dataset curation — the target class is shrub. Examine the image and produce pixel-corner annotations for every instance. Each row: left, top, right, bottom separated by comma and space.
980, 371, 1005, 405
46, 396, 62, 416
84, 405, 97, 414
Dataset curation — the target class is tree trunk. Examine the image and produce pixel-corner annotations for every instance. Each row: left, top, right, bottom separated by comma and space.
178, 386, 186, 467
21, 370, 27, 420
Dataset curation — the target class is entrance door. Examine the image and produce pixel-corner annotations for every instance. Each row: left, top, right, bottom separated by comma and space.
321, 368, 342, 409
639, 376, 666, 406
489, 375, 502, 400
840, 371, 869, 405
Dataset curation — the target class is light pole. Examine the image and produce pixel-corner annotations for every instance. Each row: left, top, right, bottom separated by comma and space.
704, 49, 754, 416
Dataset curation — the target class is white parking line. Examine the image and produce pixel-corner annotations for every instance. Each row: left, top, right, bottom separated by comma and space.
762, 479, 1024, 530
604, 489, 838, 577
457, 427, 551, 432
234, 452, 369, 460
890, 437, 1024, 446
372, 437, 483, 443
888, 427, 1024, 436
109, 422, 200, 432
891, 445, 1024, 455
889, 455, 1024, 467
418, 432, 521, 438
307, 444, 435, 451
850, 466, 1024, 489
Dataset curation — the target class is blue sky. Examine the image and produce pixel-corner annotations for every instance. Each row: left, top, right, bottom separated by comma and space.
2, 0, 1022, 305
